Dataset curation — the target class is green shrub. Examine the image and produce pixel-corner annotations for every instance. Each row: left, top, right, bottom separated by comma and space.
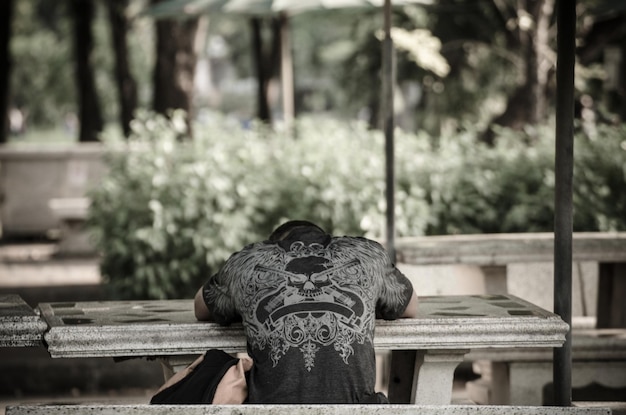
412, 123, 626, 234
418, 126, 557, 234
574, 123, 626, 231
87, 112, 626, 300
87, 112, 407, 299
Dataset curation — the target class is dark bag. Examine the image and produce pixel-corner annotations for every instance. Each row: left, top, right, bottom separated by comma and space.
150, 349, 239, 404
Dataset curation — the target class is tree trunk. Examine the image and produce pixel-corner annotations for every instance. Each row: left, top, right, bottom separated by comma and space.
482, 0, 554, 144
621, 42, 626, 122
577, 14, 626, 66
577, 13, 626, 122
278, 12, 295, 127
107, 0, 138, 138
152, 0, 199, 137
529, 0, 553, 125
251, 18, 271, 123
0, 0, 13, 143
71, 0, 104, 142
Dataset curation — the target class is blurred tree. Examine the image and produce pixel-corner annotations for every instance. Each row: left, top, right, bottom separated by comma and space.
70, 0, 104, 142
0, 0, 13, 143
578, 1, 626, 65
414, 0, 625, 141
251, 18, 271, 123
10, 1, 76, 130
107, 0, 138, 138
338, 10, 387, 127
577, 1, 626, 120
289, 11, 358, 116
393, 0, 554, 141
151, 0, 199, 136
481, 0, 555, 144
5, 0, 625, 140
250, 16, 282, 123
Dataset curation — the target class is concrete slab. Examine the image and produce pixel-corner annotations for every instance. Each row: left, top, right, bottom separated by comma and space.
37, 295, 567, 359
0, 294, 48, 347
3, 404, 613, 415
0, 243, 100, 287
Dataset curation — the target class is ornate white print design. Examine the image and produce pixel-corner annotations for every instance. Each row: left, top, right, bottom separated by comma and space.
232, 240, 378, 371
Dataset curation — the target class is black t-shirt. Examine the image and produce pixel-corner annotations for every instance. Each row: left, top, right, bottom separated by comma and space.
202, 227, 414, 403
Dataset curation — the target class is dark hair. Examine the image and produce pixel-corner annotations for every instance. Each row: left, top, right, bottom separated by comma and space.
268, 220, 326, 241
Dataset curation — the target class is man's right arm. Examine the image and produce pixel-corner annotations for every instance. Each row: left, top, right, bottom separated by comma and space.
194, 273, 241, 325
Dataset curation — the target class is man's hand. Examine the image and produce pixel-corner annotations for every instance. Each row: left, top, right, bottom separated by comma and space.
401, 290, 419, 318
194, 287, 212, 321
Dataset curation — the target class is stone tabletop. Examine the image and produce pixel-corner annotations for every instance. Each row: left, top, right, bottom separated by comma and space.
468, 325, 626, 362
0, 294, 48, 347
39, 294, 568, 358
2, 405, 614, 415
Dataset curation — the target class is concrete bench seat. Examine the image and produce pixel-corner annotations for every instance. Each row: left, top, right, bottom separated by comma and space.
47, 197, 93, 256
465, 321, 626, 406
0, 144, 105, 238
3, 404, 613, 415
47, 197, 94, 256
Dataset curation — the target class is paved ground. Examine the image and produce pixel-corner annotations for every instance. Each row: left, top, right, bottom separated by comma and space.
1, 383, 472, 415
1, 391, 156, 415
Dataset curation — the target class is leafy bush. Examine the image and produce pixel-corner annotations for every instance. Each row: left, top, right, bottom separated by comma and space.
574, 123, 626, 231
417, 126, 557, 234
411, 123, 626, 234
87, 112, 626, 300
88, 112, 404, 299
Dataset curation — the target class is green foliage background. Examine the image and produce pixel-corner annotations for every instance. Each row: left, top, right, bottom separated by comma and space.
87, 112, 626, 300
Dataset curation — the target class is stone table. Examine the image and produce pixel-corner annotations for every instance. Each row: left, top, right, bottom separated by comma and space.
38, 294, 568, 405
0, 294, 48, 347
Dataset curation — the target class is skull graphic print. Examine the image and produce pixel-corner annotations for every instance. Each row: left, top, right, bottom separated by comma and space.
242, 241, 375, 371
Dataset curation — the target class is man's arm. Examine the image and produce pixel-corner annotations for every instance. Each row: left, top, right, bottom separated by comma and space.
194, 287, 212, 321
401, 290, 418, 318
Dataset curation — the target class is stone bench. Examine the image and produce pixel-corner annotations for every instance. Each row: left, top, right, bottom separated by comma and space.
34, 294, 567, 405
0, 143, 105, 238
0, 294, 47, 347
395, 232, 626, 405
465, 319, 626, 406
47, 197, 94, 256
3, 404, 613, 415
395, 232, 626, 328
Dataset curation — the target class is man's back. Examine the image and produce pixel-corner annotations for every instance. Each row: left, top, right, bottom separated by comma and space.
200, 224, 415, 403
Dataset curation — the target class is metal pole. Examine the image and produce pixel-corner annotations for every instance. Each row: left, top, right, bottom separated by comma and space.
383, 0, 396, 261
553, 0, 575, 406
279, 12, 294, 129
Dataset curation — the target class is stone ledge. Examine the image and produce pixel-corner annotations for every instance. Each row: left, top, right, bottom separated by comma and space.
396, 232, 626, 265
575, 401, 626, 415
4, 404, 613, 415
37, 295, 568, 359
0, 294, 47, 347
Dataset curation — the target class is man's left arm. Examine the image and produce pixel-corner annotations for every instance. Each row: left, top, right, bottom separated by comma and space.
400, 288, 418, 318
377, 266, 419, 320
194, 287, 213, 321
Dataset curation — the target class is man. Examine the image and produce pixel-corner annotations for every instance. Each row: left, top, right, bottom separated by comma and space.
194, 220, 418, 404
